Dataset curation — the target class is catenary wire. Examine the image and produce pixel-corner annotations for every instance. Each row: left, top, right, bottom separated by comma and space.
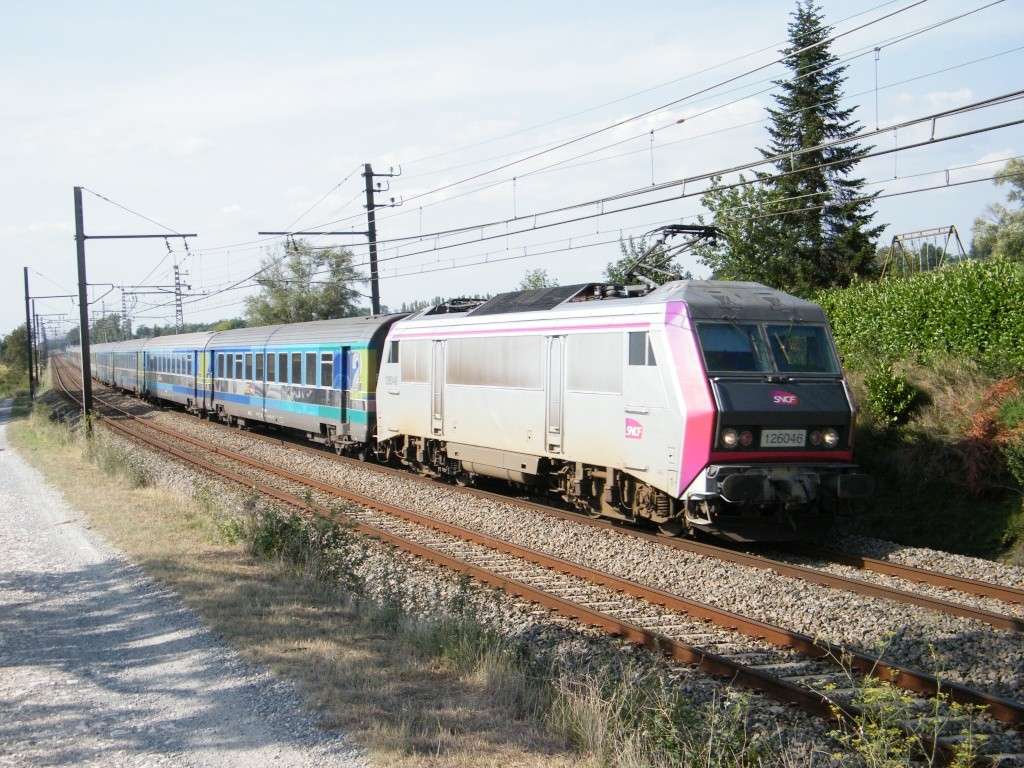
397, 0, 910, 170
294, 0, 1011, 241
144, 94, 1024, 315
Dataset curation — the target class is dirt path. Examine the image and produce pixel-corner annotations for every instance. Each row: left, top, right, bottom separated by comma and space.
0, 401, 367, 768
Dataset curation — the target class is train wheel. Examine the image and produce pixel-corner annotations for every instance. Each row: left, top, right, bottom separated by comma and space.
657, 519, 684, 537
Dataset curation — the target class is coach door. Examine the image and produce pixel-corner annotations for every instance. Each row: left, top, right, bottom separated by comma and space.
340, 345, 350, 432
430, 340, 445, 436
546, 336, 564, 454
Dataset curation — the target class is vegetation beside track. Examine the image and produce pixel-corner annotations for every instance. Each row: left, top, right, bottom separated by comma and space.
8, 396, 800, 768
817, 260, 1024, 563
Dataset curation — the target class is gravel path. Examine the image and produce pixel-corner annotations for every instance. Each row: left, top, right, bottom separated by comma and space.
0, 400, 366, 768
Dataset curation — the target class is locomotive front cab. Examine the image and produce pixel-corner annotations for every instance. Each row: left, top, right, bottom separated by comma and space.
684, 319, 872, 541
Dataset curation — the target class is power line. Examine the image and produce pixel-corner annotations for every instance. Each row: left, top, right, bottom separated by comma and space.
345, 40, 1024, 246
372, 170, 1023, 283
150, 91, 1023, 315
334, 90, 1024, 268
80, 187, 185, 236
339, 1, 934, 211
179, 1, 1006, 291
294, 0, 1009, 241
174, 154, 1021, 311
397, 0, 988, 185
397, 0, 910, 172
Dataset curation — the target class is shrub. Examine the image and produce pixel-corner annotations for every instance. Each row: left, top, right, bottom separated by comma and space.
1004, 437, 1024, 489
817, 259, 1024, 372
863, 364, 922, 426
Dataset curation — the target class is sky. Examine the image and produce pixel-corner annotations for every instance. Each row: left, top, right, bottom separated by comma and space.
2, 0, 1022, 338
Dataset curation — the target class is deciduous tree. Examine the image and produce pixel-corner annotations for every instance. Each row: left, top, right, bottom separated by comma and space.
245, 239, 366, 325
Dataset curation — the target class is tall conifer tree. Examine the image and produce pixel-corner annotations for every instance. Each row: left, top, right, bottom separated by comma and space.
762, 0, 883, 289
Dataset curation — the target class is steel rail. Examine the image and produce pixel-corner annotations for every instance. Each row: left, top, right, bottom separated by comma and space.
179, 406, 1024, 628
49, 365, 836, 718
791, 544, 1024, 606
53, 365, 1024, 727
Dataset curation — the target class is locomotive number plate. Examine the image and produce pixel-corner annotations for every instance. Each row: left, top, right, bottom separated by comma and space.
760, 429, 806, 448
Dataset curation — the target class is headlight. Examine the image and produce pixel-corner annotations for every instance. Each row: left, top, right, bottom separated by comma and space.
823, 428, 840, 448
809, 430, 823, 447
739, 430, 754, 448
721, 428, 738, 448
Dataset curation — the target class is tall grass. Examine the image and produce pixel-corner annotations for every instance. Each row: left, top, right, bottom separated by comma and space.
236, 504, 788, 766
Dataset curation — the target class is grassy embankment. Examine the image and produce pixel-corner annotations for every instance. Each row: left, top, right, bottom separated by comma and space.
8, 399, 789, 768
817, 258, 1024, 563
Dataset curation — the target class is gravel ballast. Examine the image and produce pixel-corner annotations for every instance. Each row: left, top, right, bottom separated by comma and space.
136, 399, 1024, 703
52, 390, 853, 762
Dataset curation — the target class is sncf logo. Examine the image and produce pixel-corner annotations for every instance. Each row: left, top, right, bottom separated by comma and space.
772, 390, 799, 406
625, 418, 644, 440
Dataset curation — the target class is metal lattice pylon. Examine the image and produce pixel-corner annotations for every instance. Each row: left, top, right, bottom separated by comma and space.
881, 225, 967, 278
173, 261, 185, 332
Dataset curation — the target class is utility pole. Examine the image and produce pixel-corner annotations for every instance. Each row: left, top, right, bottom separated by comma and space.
173, 261, 186, 332
258, 162, 401, 316
33, 304, 42, 385
121, 290, 131, 340
23, 267, 35, 399
74, 186, 94, 422
363, 163, 381, 315
38, 321, 47, 384
72, 185, 196, 426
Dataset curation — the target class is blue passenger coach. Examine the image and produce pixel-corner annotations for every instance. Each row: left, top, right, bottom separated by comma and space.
90, 315, 402, 454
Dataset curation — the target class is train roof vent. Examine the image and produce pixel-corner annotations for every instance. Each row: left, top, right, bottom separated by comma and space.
467, 283, 592, 316
422, 297, 489, 315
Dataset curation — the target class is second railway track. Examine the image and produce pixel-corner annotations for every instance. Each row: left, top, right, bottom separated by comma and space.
101, 373, 1024, 630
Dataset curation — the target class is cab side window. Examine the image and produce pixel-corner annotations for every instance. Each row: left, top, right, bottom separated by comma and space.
628, 332, 657, 366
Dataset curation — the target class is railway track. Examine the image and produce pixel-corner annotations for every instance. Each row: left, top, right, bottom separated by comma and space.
49, 362, 1024, 763
113, 380, 1024, 631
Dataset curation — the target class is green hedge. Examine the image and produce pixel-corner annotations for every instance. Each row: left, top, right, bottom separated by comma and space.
816, 259, 1024, 371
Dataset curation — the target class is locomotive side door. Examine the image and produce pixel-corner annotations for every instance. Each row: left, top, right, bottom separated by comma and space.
545, 335, 564, 454
430, 340, 445, 436
622, 330, 668, 476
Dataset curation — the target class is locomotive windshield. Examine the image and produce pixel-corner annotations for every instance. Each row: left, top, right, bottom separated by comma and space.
697, 322, 838, 374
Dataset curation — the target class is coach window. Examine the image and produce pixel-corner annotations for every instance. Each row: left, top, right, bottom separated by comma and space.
234, 354, 244, 380
255, 352, 264, 381
305, 352, 317, 386
266, 353, 276, 382
278, 353, 288, 383
245, 352, 253, 380
320, 353, 333, 388
187, 357, 193, 376
291, 352, 301, 384
628, 331, 657, 366
387, 340, 399, 364
217, 353, 225, 378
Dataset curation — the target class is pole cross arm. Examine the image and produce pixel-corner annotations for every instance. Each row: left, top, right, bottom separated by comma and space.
83, 233, 198, 240
257, 230, 369, 236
